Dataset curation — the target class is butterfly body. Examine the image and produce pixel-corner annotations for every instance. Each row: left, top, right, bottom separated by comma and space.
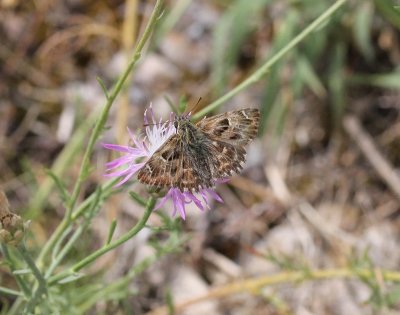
137, 108, 260, 192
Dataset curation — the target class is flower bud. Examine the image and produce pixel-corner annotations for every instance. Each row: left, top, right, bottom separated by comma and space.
0, 191, 26, 246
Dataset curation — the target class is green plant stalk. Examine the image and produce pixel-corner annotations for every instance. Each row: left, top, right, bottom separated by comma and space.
154, 0, 192, 43
17, 244, 48, 314
1, 244, 31, 298
34, 0, 163, 269
77, 233, 180, 313
192, 0, 348, 120
46, 188, 103, 278
48, 197, 156, 285
51, 225, 73, 262
17, 245, 47, 293
65, 0, 163, 221
36, 178, 118, 269
45, 225, 85, 279
72, 177, 119, 220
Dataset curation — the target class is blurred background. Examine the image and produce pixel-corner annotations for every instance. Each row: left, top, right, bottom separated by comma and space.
1, 0, 400, 314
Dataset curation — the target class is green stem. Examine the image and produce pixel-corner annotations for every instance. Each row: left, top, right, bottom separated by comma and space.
17, 244, 48, 314
66, 0, 164, 220
17, 245, 47, 293
71, 178, 120, 220
77, 233, 181, 313
36, 218, 69, 269
45, 225, 85, 279
34, 0, 163, 269
1, 244, 31, 298
192, 0, 348, 120
51, 225, 73, 262
48, 197, 156, 285
36, 178, 118, 269
39, 0, 162, 270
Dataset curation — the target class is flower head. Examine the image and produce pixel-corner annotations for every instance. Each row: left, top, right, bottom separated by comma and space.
103, 105, 175, 186
0, 191, 28, 246
104, 105, 223, 219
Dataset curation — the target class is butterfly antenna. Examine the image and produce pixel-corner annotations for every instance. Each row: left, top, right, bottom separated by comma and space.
193, 97, 202, 113
186, 97, 202, 116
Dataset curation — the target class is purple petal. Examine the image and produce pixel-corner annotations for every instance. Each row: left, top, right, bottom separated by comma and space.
205, 189, 224, 203
104, 162, 145, 178
199, 191, 210, 209
127, 128, 145, 149
149, 104, 156, 124
154, 189, 173, 210
185, 192, 204, 211
103, 168, 131, 178
105, 156, 134, 170
114, 169, 139, 187
102, 143, 131, 152
172, 190, 186, 220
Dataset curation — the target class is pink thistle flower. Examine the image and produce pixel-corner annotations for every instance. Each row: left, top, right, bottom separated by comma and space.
103, 105, 175, 186
103, 105, 223, 219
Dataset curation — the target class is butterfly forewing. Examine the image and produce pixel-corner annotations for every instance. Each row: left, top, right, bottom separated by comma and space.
196, 108, 260, 146
137, 108, 260, 192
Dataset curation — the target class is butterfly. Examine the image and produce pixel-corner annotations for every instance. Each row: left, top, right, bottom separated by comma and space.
137, 108, 260, 192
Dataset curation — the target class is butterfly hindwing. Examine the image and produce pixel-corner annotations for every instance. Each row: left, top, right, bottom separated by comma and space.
205, 138, 247, 179
196, 108, 260, 146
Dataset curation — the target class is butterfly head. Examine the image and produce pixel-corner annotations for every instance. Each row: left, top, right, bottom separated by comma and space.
173, 113, 192, 135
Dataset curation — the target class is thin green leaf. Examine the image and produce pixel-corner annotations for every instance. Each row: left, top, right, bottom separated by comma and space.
296, 55, 326, 98
212, 0, 272, 96
96, 76, 109, 99
105, 219, 117, 245
12, 269, 31, 275
179, 96, 188, 114
46, 169, 70, 203
375, 0, 400, 30
328, 41, 346, 132
259, 10, 299, 135
52, 226, 73, 261
164, 95, 179, 114
353, 2, 374, 61
154, 0, 192, 43
0, 286, 22, 297
348, 72, 400, 89
386, 284, 400, 306
129, 191, 147, 207
57, 273, 84, 284
166, 289, 175, 315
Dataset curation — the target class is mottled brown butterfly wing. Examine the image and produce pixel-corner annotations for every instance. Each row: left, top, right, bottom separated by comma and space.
204, 139, 247, 179
197, 108, 259, 180
196, 108, 260, 146
137, 108, 260, 192
137, 136, 181, 188
137, 132, 213, 191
